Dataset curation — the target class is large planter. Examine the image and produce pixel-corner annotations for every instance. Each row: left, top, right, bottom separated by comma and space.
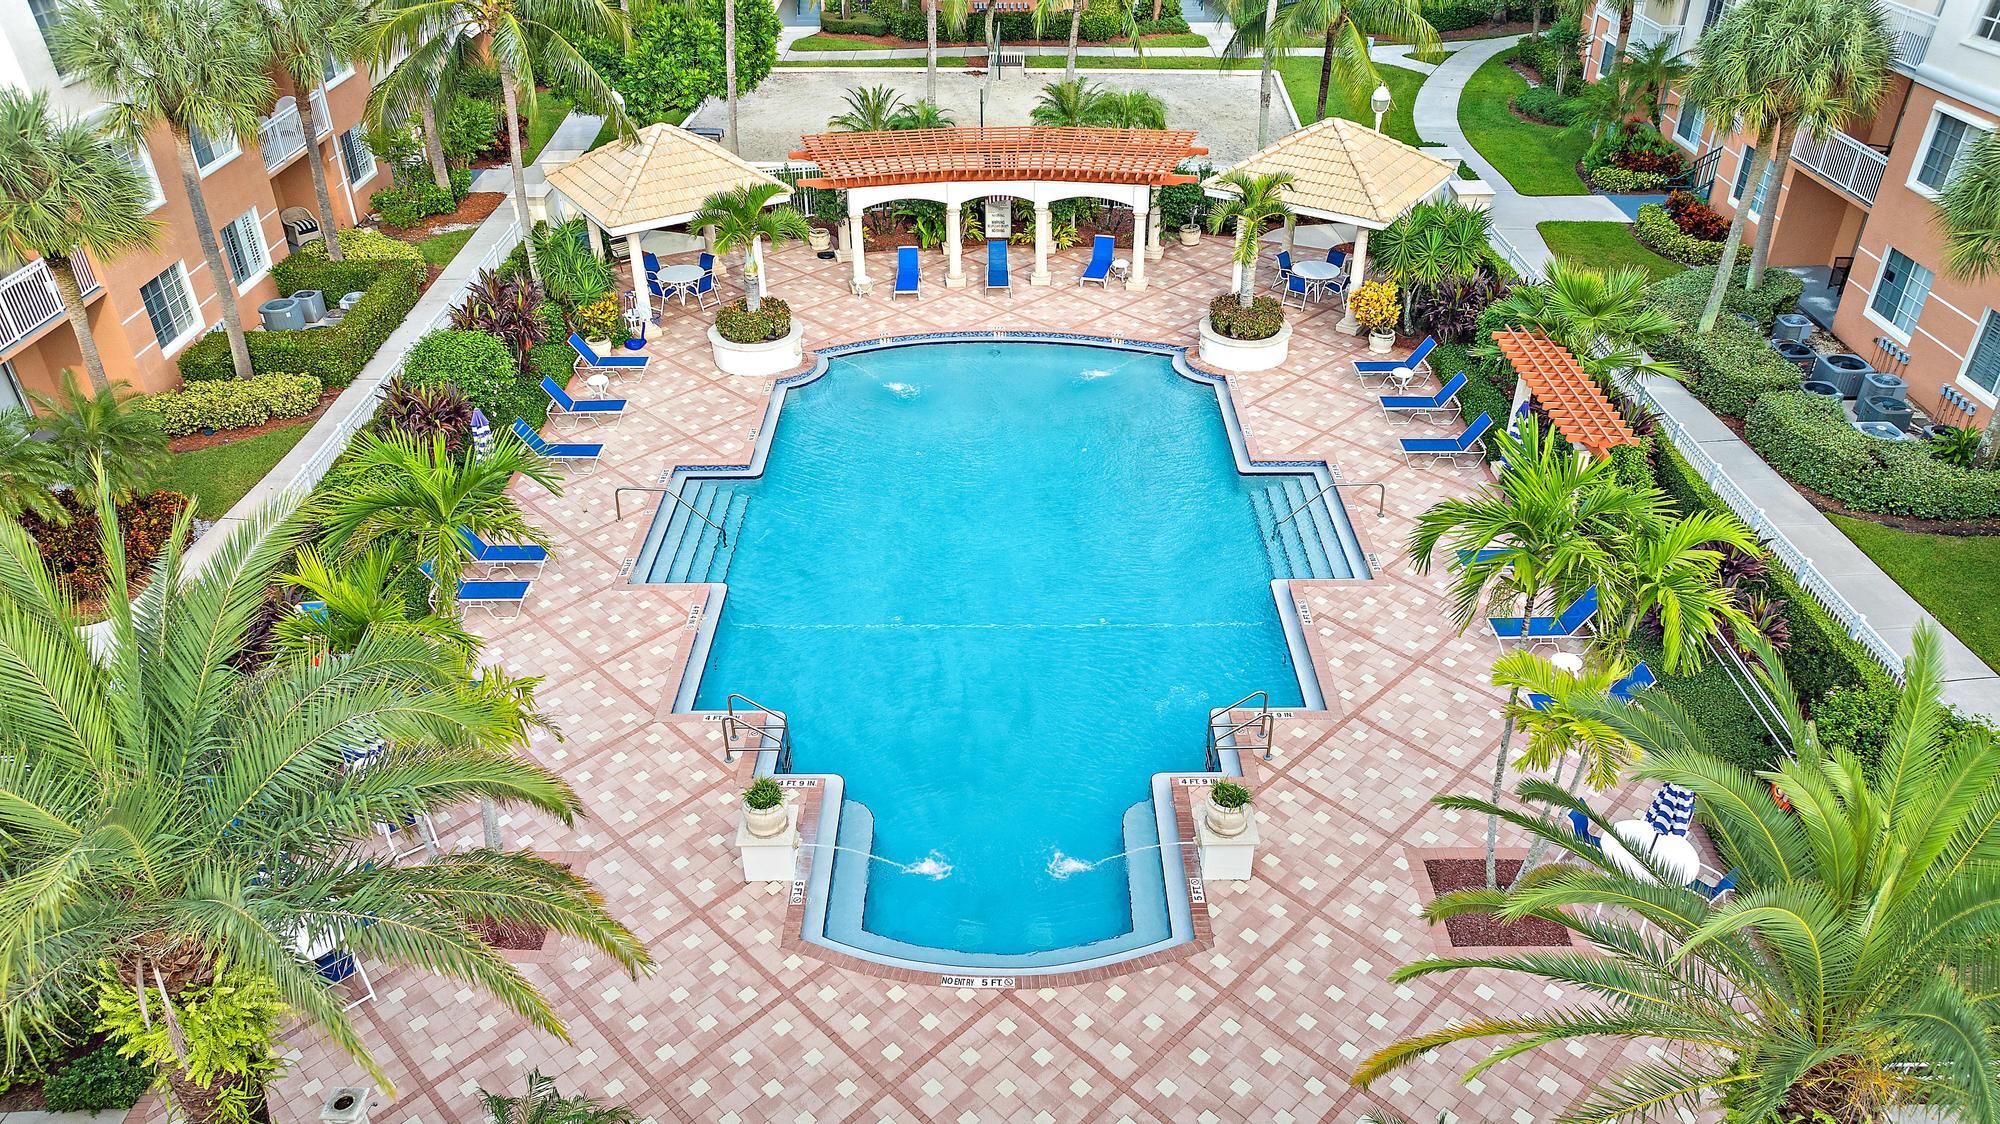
1204, 796, 1249, 838
1178, 225, 1201, 247
1197, 314, 1291, 373
743, 797, 789, 839
1368, 328, 1395, 354
709, 319, 805, 377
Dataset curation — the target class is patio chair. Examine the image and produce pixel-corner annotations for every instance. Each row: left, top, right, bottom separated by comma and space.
987, 239, 1011, 292
314, 946, 377, 1011
1271, 249, 1294, 292
512, 418, 602, 471
1380, 372, 1467, 424
691, 269, 718, 309
1692, 866, 1739, 902
892, 246, 921, 299
1488, 586, 1599, 649
642, 251, 661, 276
541, 375, 627, 428
419, 561, 533, 621
568, 333, 649, 374
1326, 247, 1347, 268
1568, 809, 1603, 849
1079, 234, 1115, 287
699, 251, 715, 275
1399, 410, 1492, 466
456, 528, 549, 578
341, 743, 441, 864
1354, 335, 1437, 384
1281, 271, 1315, 310
295, 600, 330, 623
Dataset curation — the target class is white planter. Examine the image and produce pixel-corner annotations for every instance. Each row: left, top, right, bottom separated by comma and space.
808, 227, 832, 253
1368, 329, 1395, 355
585, 338, 614, 358
709, 319, 805, 377
1204, 796, 1250, 838
743, 799, 788, 838
1178, 226, 1201, 247
1197, 314, 1291, 373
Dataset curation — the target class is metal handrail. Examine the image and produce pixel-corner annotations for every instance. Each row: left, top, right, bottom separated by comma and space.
1273, 477, 1386, 531
613, 484, 729, 546
723, 692, 790, 768
1207, 691, 1274, 765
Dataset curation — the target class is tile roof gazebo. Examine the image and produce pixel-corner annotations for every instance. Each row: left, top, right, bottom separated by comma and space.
1491, 330, 1640, 458
544, 122, 791, 317
789, 126, 1205, 292
1208, 117, 1456, 332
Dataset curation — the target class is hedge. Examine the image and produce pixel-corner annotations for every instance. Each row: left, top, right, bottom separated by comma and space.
1651, 320, 1800, 418
715, 297, 792, 344
1636, 636, 1779, 771
1743, 391, 2000, 521
1436, 339, 1512, 450
287, 227, 426, 267
1511, 84, 1583, 126
1587, 165, 1670, 192
1646, 262, 1804, 331
1633, 203, 1724, 265
819, 12, 887, 34
136, 372, 320, 437
876, 0, 1135, 42
177, 257, 424, 387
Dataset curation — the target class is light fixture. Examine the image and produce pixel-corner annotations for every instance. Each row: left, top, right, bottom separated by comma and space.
1370, 84, 1392, 134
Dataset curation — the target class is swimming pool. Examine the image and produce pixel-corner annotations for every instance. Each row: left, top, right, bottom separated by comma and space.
639, 337, 1364, 970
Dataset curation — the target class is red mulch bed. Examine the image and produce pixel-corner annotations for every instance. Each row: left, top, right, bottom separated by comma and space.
165, 387, 340, 453
473, 918, 548, 951
1424, 858, 1573, 948
390, 190, 506, 239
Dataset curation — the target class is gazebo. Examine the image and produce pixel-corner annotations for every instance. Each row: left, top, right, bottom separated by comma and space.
788, 126, 1206, 293
545, 123, 791, 319
1491, 330, 1640, 459
1207, 117, 1458, 332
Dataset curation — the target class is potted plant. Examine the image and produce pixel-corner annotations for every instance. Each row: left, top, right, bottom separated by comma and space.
743, 777, 788, 838
807, 224, 832, 253
692, 184, 811, 376
1351, 279, 1399, 353
575, 295, 623, 354
1205, 780, 1252, 837
1179, 223, 1200, 247
1197, 169, 1297, 372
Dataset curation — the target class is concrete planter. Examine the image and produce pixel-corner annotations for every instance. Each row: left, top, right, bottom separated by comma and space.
1178, 225, 1201, 247
1203, 796, 1250, 838
1197, 314, 1291, 373
709, 319, 804, 377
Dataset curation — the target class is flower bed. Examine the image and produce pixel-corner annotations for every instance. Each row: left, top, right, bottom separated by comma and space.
1633, 203, 1724, 265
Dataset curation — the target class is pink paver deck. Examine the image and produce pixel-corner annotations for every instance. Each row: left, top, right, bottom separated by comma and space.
251, 239, 1672, 1123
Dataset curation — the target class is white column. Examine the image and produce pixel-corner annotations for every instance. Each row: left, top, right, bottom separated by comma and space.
1337, 227, 1370, 335
1126, 205, 1149, 292
849, 208, 871, 294
1031, 204, 1052, 286
945, 204, 965, 287
627, 232, 651, 321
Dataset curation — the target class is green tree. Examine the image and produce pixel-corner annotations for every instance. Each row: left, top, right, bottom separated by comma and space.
28, 371, 166, 501
275, 545, 478, 661
0, 89, 160, 394
576, 0, 780, 129
1030, 77, 1107, 127
1224, 0, 1437, 126
893, 99, 955, 129
690, 182, 811, 314
1372, 200, 1492, 333
483, 1071, 638, 1124
1357, 626, 2000, 1123
1204, 168, 1295, 308
1936, 129, 2000, 280
1092, 89, 1166, 129
829, 84, 907, 131
1615, 39, 1690, 126
1489, 650, 1636, 878
367, 0, 475, 189
1480, 261, 1682, 378
262, 0, 373, 260
0, 409, 64, 521
0, 483, 651, 1119
55, 0, 275, 380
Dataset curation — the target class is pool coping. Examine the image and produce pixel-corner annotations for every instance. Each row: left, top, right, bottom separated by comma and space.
636, 331, 1373, 982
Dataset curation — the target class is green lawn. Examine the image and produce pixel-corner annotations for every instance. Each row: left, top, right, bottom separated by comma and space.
159, 422, 312, 518
1458, 47, 1590, 195
1537, 221, 1683, 281
792, 32, 905, 50
416, 227, 477, 269
1276, 57, 1428, 145
522, 94, 574, 164
1830, 514, 2000, 671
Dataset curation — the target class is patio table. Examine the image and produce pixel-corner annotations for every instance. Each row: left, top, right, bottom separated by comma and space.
1290, 259, 1342, 300
655, 263, 703, 305
1601, 819, 1700, 885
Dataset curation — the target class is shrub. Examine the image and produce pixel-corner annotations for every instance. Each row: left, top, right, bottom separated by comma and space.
576, 0, 781, 126
1588, 164, 1671, 192
136, 372, 320, 438
1665, 189, 1729, 241
819, 11, 887, 34
877, 0, 1127, 41
575, 295, 625, 343
715, 297, 792, 344
287, 226, 425, 266
1511, 84, 1583, 126
21, 490, 189, 597
1207, 292, 1284, 341
450, 269, 548, 365
371, 180, 457, 230
1647, 262, 1801, 330
178, 259, 424, 387
1350, 279, 1399, 332
744, 777, 784, 809
1650, 319, 1800, 418
442, 94, 501, 164
402, 330, 517, 414
375, 377, 474, 449
1209, 780, 1252, 808
1515, 21, 1582, 86
1811, 682, 1995, 777
1744, 391, 2000, 520
1633, 203, 1724, 265
41, 1046, 151, 1114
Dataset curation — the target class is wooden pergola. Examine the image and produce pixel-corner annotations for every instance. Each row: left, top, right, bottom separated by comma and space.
1491, 330, 1639, 459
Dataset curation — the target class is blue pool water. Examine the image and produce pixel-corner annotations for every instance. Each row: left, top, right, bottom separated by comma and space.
678, 341, 1341, 960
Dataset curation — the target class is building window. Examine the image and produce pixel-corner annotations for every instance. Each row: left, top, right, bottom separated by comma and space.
0, 361, 28, 416
338, 127, 376, 185
120, 141, 166, 211
1732, 147, 1774, 214
138, 265, 197, 351
218, 209, 267, 288
321, 50, 353, 85
28, 0, 67, 74
1965, 311, 2000, 397
1870, 248, 1935, 337
1598, 37, 1617, 78
1979, 0, 2000, 42
1914, 111, 1986, 193
188, 126, 238, 174
1674, 103, 1706, 147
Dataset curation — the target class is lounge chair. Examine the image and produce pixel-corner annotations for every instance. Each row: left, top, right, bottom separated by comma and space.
1692, 866, 1739, 902
1271, 249, 1294, 292
456, 528, 549, 578
1379, 371, 1467, 424
541, 375, 627, 428
892, 246, 921, 299
419, 561, 533, 621
1529, 660, 1654, 712
568, 333, 649, 375
313, 946, 377, 1010
1399, 410, 1492, 466
987, 239, 1011, 292
1079, 234, 1114, 287
1488, 586, 1599, 649
1453, 547, 1511, 567
1568, 809, 1602, 849
511, 418, 602, 471
1354, 335, 1437, 384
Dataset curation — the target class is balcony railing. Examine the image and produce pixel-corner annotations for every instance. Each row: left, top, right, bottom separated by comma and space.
257, 89, 334, 170
1882, 0, 1939, 68
0, 256, 101, 356
1792, 129, 1891, 205
1628, 12, 1684, 51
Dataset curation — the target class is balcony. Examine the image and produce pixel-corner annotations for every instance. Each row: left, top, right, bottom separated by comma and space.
1881, 0, 1939, 69
0, 256, 102, 356
1628, 12, 1684, 51
257, 89, 333, 171
1792, 129, 1891, 205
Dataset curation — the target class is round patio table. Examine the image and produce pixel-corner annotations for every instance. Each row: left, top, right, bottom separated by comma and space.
1290, 259, 1342, 300
1601, 819, 1700, 885
655, 263, 703, 304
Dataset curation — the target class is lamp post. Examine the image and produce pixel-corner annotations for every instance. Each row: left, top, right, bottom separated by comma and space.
1370, 84, 1392, 135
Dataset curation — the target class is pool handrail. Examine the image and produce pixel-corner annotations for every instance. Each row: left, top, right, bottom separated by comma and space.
613, 484, 729, 547
725, 692, 792, 770
1207, 690, 1273, 766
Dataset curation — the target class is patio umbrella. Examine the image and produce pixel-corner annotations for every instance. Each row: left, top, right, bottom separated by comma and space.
1642, 783, 1698, 838
469, 408, 493, 461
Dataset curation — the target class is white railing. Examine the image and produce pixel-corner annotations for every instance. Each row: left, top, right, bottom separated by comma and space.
1489, 229, 1541, 280
309, 88, 332, 138
258, 91, 333, 170
1881, 0, 1940, 68
1791, 129, 1890, 205
0, 256, 100, 355
1628, 12, 1684, 51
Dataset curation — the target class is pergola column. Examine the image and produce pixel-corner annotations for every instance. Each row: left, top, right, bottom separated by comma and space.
849, 206, 871, 294
945, 204, 966, 287
1337, 226, 1370, 335
627, 232, 651, 321
1126, 203, 1149, 292
1147, 189, 1164, 262
1031, 205, 1052, 286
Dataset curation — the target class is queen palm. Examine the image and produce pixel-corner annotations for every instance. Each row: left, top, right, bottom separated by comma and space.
1489, 651, 1635, 880
484, 1071, 637, 1124
375, 0, 630, 282
1357, 626, 2000, 1123
690, 183, 811, 315
55, 0, 274, 381
0, 90, 160, 395
0, 482, 651, 1119
923, 0, 971, 104
829, 84, 907, 131
261, 0, 373, 261
1205, 168, 1295, 308
1936, 129, 2000, 279
1030, 77, 1107, 127
1223, 0, 1437, 126
1092, 89, 1167, 129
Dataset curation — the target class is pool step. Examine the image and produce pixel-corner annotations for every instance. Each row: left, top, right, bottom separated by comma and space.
658, 479, 749, 584
1252, 476, 1343, 581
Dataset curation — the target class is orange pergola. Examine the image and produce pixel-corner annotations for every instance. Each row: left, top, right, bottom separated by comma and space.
789, 127, 1205, 190
1491, 330, 1640, 459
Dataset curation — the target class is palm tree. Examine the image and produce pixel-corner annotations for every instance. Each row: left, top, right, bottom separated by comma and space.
261, 0, 372, 261
0, 90, 160, 395
366, 0, 479, 192
1597, 510, 1758, 671
1030, 77, 1107, 127
317, 430, 559, 607
1489, 650, 1636, 878
29, 371, 167, 501
276, 546, 478, 661
55, 0, 275, 381
1372, 200, 1492, 333
0, 410, 64, 521
1616, 39, 1690, 127
1600, 0, 1639, 72
1092, 89, 1167, 129
1936, 129, 2000, 280
1356, 627, 2000, 1123
0, 482, 652, 1119
1481, 262, 1681, 378
828, 84, 907, 131
375, 0, 631, 283
689, 183, 811, 315
484, 1071, 638, 1124
893, 99, 956, 129
1223, 0, 1437, 126
1225, 0, 1285, 147
1205, 169, 1295, 308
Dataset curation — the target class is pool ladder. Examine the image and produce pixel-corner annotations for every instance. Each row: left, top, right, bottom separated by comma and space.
1206, 690, 1274, 769
723, 693, 792, 771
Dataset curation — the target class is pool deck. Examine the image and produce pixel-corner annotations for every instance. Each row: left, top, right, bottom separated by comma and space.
252, 239, 1675, 1123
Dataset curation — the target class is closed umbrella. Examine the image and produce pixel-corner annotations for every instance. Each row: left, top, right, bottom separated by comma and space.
470, 407, 493, 461
1642, 783, 1698, 838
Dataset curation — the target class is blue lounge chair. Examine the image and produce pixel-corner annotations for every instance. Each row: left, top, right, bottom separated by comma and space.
891, 246, 921, 299
1529, 660, 1654, 711
987, 239, 1011, 292
1355, 335, 1437, 384
1271, 249, 1294, 292
456, 528, 549, 578
541, 375, 626, 428
1692, 867, 1739, 902
419, 561, 533, 621
1454, 547, 1511, 567
1079, 234, 1115, 287
512, 418, 602, 470
568, 333, 649, 375
295, 600, 330, 623
1379, 371, 1467, 424
1488, 586, 1599, 649
1399, 411, 1492, 466
1569, 809, 1602, 849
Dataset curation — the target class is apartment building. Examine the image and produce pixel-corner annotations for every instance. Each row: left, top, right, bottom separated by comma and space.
0, 0, 393, 410
1583, 0, 2000, 430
